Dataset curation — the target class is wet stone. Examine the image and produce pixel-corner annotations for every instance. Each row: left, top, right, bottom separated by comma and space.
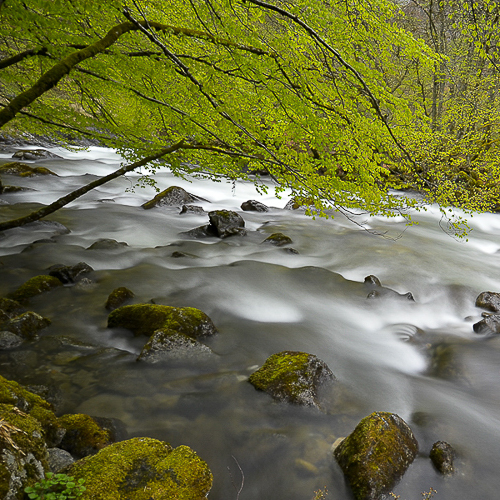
12, 149, 62, 160
179, 204, 205, 214
86, 238, 128, 250
48, 262, 94, 284
105, 287, 135, 311
142, 186, 206, 209
208, 210, 246, 238
430, 440, 456, 475
262, 232, 293, 247
473, 314, 500, 334
475, 291, 500, 313
241, 200, 269, 212
0, 331, 24, 349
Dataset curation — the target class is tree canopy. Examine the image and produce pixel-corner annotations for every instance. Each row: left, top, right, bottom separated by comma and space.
1, 0, 499, 233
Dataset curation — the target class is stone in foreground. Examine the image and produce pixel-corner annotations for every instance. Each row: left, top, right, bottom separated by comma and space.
248, 351, 334, 408
429, 440, 456, 475
334, 412, 418, 500
63, 437, 212, 500
475, 291, 500, 312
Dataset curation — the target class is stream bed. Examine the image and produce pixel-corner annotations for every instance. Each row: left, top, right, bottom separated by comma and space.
1, 147, 500, 499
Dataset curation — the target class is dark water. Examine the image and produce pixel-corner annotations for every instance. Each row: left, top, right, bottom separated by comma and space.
1, 147, 500, 499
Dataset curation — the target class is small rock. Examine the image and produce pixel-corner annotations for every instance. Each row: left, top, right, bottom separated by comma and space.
475, 291, 500, 313
105, 287, 135, 311
0, 330, 24, 349
12, 149, 62, 160
208, 210, 246, 238
142, 186, 205, 209
180, 204, 205, 214
262, 232, 293, 247
473, 314, 500, 334
48, 262, 94, 284
1, 311, 51, 339
0, 161, 57, 176
429, 441, 456, 475
86, 238, 128, 250
248, 351, 335, 408
47, 448, 75, 473
180, 224, 218, 239
241, 200, 269, 212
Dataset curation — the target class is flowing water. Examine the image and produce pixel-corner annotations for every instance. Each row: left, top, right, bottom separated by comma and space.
1, 147, 500, 499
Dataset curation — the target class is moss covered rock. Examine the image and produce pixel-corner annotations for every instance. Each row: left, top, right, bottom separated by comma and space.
105, 287, 135, 311
208, 210, 246, 238
0, 375, 63, 448
334, 412, 418, 500
58, 414, 114, 459
0, 404, 49, 499
8, 275, 63, 303
137, 329, 214, 364
0, 298, 26, 319
248, 351, 334, 408
142, 186, 203, 209
107, 304, 218, 339
1, 311, 51, 339
0, 161, 57, 176
63, 437, 212, 500
429, 440, 455, 475
262, 232, 293, 247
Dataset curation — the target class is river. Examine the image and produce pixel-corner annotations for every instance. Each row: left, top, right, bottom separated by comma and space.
1, 146, 500, 499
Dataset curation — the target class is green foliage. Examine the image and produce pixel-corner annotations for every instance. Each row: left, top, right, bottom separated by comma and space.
24, 473, 86, 500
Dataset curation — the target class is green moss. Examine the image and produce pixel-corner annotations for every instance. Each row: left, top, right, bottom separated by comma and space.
107, 304, 217, 338
58, 414, 113, 458
0, 404, 49, 499
0, 162, 56, 177
0, 298, 26, 318
105, 287, 135, 311
334, 412, 418, 500
262, 232, 293, 247
248, 351, 333, 406
63, 437, 212, 500
1, 311, 51, 339
8, 275, 63, 303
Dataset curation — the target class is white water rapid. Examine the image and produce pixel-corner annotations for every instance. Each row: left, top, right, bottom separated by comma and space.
1, 146, 500, 499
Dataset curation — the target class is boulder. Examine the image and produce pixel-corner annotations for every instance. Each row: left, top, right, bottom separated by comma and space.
58, 414, 116, 459
248, 351, 334, 408
86, 238, 128, 250
137, 329, 213, 364
12, 149, 62, 160
107, 304, 218, 339
48, 262, 94, 284
0, 162, 57, 176
0, 404, 49, 499
1, 311, 51, 339
262, 232, 293, 247
476, 291, 500, 312
208, 210, 246, 238
105, 287, 135, 311
429, 440, 455, 475
334, 412, 418, 500
8, 275, 63, 303
179, 204, 205, 214
241, 200, 269, 212
62, 437, 213, 500
142, 186, 205, 209
473, 314, 500, 334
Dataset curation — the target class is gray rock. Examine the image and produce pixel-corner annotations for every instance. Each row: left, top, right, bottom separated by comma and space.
48, 262, 94, 284
86, 238, 128, 250
208, 210, 246, 238
0, 331, 24, 349
47, 448, 75, 473
475, 291, 500, 312
241, 200, 269, 212
12, 149, 62, 160
179, 204, 205, 214
473, 314, 500, 334
142, 186, 206, 209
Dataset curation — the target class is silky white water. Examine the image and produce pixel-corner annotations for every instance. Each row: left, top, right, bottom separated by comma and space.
1, 147, 500, 499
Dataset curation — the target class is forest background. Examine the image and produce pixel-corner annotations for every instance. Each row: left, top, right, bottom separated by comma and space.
0, 0, 499, 235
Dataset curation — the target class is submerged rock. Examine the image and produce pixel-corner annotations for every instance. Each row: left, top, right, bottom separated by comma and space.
12, 149, 62, 161
86, 238, 128, 250
0, 161, 57, 176
8, 275, 63, 303
248, 351, 334, 408
1, 311, 51, 339
58, 413, 116, 458
137, 329, 214, 364
241, 200, 269, 212
107, 304, 218, 339
475, 291, 500, 312
62, 437, 213, 500
142, 186, 205, 209
0, 403, 49, 500
180, 224, 217, 239
208, 210, 246, 238
429, 440, 456, 475
0, 298, 26, 318
0, 331, 24, 349
105, 287, 135, 311
48, 262, 94, 284
262, 232, 293, 247
180, 204, 205, 214
365, 275, 415, 302
334, 412, 418, 500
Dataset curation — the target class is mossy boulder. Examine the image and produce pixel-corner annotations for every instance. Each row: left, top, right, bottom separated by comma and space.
0, 404, 49, 499
248, 351, 335, 408
1, 311, 51, 339
475, 291, 500, 312
429, 440, 455, 475
105, 287, 135, 311
0, 161, 57, 176
137, 329, 213, 364
208, 210, 246, 238
334, 412, 418, 500
8, 275, 63, 303
58, 414, 115, 459
63, 437, 212, 500
107, 304, 218, 339
0, 375, 64, 447
142, 186, 204, 209
262, 232, 293, 247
